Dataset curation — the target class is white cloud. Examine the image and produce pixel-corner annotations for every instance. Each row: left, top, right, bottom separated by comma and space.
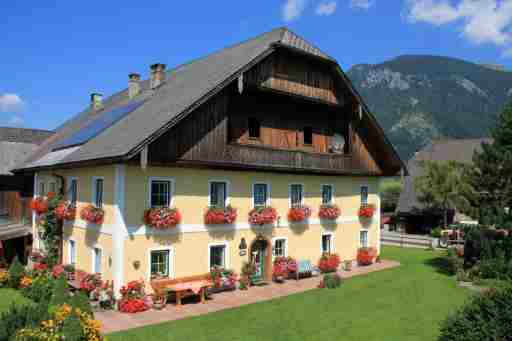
0, 93, 25, 113
282, 0, 308, 22
405, 0, 512, 56
350, 0, 374, 10
316, 1, 337, 15
8, 114, 24, 126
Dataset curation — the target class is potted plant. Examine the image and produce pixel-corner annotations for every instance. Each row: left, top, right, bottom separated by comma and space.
240, 261, 255, 289
55, 201, 76, 221
272, 262, 287, 283
80, 204, 105, 224
152, 293, 166, 310
248, 206, 278, 226
204, 205, 237, 224
318, 253, 341, 273
344, 260, 352, 271
430, 227, 442, 248
30, 197, 49, 215
357, 247, 378, 265
287, 205, 311, 223
144, 207, 182, 229
318, 204, 341, 220
358, 204, 375, 220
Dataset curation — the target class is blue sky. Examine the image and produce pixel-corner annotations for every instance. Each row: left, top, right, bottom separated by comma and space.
1, 0, 512, 130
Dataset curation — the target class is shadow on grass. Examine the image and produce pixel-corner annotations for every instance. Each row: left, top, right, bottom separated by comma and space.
423, 256, 455, 276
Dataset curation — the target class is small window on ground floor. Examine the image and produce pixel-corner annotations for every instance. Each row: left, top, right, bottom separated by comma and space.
360, 230, 369, 248
150, 249, 170, 277
209, 244, 226, 269
92, 247, 102, 274
322, 234, 333, 254
68, 240, 76, 265
273, 238, 287, 258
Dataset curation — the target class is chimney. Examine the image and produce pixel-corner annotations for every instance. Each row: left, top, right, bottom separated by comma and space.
150, 63, 166, 89
128, 73, 141, 99
90, 92, 103, 110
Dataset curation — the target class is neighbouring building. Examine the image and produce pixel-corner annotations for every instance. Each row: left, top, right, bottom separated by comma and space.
396, 138, 491, 234
13, 28, 404, 293
0, 127, 53, 264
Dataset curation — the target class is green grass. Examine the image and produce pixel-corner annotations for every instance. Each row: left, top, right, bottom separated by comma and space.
109, 247, 471, 341
0, 288, 33, 313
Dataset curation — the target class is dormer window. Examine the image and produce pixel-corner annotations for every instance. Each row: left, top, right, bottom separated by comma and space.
248, 117, 260, 139
303, 126, 313, 145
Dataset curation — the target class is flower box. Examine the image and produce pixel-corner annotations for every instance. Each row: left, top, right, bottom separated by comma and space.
248, 206, 277, 225
80, 204, 105, 224
287, 205, 311, 222
55, 202, 76, 221
358, 204, 376, 219
30, 197, 49, 215
144, 207, 182, 229
357, 247, 378, 266
204, 205, 237, 224
318, 204, 341, 220
318, 253, 341, 273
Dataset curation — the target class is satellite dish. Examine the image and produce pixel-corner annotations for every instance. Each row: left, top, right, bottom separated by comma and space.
330, 134, 345, 154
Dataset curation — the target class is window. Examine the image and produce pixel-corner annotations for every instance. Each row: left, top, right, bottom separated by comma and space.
92, 247, 102, 274
68, 240, 76, 265
150, 179, 172, 208
273, 238, 287, 258
209, 181, 227, 208
93, 178, 104, 208
290, 184, 304, 207
322, 233, 333, 254
303, 126, 313, 145
253, 183, 268, 207
38, 182, 45, 196
69, 179, 78, 205
361, 185, 368, 205
49, 182, 56, 194
360, 230, 369, 248
150, 249, 170, 277
321, 185, 333, 205
248, 117, 260, 139
209, 244, 226, 269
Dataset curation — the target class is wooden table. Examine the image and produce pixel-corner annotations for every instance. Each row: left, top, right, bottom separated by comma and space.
165, 280, 211, 307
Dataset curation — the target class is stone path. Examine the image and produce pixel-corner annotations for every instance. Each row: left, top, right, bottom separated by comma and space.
97, 260, 400, 334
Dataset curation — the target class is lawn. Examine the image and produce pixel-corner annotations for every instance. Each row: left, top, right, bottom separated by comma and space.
0, 288, 33, 313
110, 246, 471, 341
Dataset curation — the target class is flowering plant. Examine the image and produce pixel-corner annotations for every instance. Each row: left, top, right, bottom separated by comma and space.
248, 206, 278, 225
357, 247, 377, 266
318, 204, 341, 220
273, 256, 297, 278
358, 204, 375, 219
119, 279, 148, 313
120, 279, 145, 300
210, 267, 236, 288
287, 205, 311, 222
119, 298, 149, 313
80, 273, 103, 293
33, 262, 49, 273
80, 204, 105, 224
0, 270, 8, 287
318, 253, 341, 273
30, 197, 49, 215
204, 205, 237, 224
55, 201, 76, 221
143, 207, 182, 229
19, 276, 33, 288
52, 264, 65, 279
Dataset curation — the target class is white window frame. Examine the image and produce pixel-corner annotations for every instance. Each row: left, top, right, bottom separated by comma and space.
251, 182, 271, 208
147, 246, 175, 280
208, 180, 231, 207
289, 183, 305, 207
208, 241, 230, 271
90, 245, 103, 274
38, 181, 46, 196
359, 229, 370, 248
321, 231, 335, 254
91, 176, 105, 208
360, 185, 369, 205
272, 237, 288, 259
67, 238, 77, 265
67, 177, 78, 205
320, 184, 335, 205
148, 177, 175, 208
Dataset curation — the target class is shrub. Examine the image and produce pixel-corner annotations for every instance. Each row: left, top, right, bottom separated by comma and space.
0, 302, 50, 341
8, 256, 25, 288
50, 274, 70, 307
22, 274, 54, 303
439, 284, 512, 341
445, 248, 463, 275
70, 291, 93, 316
320, 273, 342, 289
431, 227, 442, 238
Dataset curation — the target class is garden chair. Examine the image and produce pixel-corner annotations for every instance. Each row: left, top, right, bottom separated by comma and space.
295, 260, 313, 280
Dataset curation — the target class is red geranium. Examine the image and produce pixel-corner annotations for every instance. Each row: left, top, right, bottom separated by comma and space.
52, 264, 65, 278
358, 204, 375, 219
80, 273, 102, 293
33, 262, 48, 272
143, 207, 181, 229
204, 205, 237, 225
357, 247, 377, 266
30, 197, 49, 215
120, 279, 146, 300
55, 201, 76, 221
248, 207, 278, 225
273, 256, 297, 277
287, 205, 311, 222
80, 204, 105, 224
119, 298, 149, 313
318, 204, 341, 220
318, 253, 341, 273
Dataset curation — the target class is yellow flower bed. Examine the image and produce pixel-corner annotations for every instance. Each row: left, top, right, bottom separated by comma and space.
19, 276, 33, 288
0, 269, 8, 286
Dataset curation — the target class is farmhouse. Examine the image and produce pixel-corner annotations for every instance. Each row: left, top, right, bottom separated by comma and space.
13, 28, 403, 294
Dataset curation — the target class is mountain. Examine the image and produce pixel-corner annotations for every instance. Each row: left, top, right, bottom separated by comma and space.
346, 55, 512, 162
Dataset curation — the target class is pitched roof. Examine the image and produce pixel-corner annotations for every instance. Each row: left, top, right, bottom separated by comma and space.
396, 138, 491, 214
0, 127, 53, 144
15, 27, 398, 172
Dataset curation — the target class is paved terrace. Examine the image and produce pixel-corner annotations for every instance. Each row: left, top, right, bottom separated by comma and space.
97, 260, 400, 333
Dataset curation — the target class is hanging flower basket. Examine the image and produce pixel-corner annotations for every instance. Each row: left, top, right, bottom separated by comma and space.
80, 204, 105, 224
248, 207, 277, 226
287, 205, 311, 223
30, 197, 49, 215
358, 204, 376, 219
357, 247, 378, 265
55, 201, 76, 221
204, 205, 237, 225
318, 204, 341, 220
143, 207, 182, 229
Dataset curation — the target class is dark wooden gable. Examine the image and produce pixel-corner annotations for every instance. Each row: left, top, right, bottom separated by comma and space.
147, 49, 402, 176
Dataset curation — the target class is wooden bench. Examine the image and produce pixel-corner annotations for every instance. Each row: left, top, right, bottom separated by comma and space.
150, 274, 212, 307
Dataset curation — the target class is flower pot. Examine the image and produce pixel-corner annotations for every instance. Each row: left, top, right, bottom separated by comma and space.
431, 237, 439, 249
344, 261, 352, 271
152, 301, 166, 310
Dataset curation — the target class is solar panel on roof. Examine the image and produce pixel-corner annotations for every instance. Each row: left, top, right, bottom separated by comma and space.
52, 100, 144, 151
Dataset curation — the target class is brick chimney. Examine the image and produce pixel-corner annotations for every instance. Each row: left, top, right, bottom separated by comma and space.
150, 63, 166, 89
128, 73, 141, 99
90, 93, 103, 110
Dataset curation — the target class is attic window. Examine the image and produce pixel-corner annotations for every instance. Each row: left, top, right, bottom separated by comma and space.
303, 126, 313, 145
248, 117, 260, 139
